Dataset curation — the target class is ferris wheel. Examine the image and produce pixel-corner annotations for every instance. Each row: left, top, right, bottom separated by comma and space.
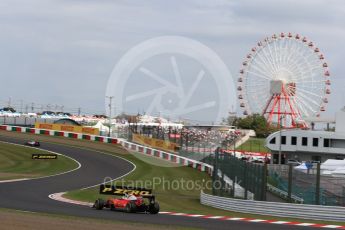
237, 32, 331, 128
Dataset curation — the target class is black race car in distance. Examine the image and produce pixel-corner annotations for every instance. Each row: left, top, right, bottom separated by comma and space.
25, 140, 40, 147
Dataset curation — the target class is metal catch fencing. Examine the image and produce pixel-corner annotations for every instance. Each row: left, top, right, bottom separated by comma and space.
268, 164, 345, 206
202, 149, 267, 201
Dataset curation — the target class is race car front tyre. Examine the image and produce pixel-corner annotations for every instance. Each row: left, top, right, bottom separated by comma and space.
94, 199, 105, 210
149, 201, 160, 214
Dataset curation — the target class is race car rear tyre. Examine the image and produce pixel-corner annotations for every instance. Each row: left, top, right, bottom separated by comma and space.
125, 201, 136, 213
94, 199, 105, 210
149, 201, 160, 214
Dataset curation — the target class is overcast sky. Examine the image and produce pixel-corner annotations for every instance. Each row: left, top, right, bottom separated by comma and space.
0, 0, 344, 123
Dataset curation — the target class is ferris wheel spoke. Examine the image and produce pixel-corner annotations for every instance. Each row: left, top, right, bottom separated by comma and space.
245, 88, 269, 95
252, 55, 275, 76
245, 87, 269, 93
297, 91, 322, 108
293, 97, 310, 117
254, 49, 277, 75
296, 100, 318, 117
283, 39, 303, 67
283, 38, 295, 64
297, 72, 324, 82
274, 37, 283, 66
278, 39, 284, 66
296, 80, 327, 84
276, 39, 282, 64
263, 46, 280, 74
266, 41, 280, 72
298, 87, 323, 99
299, 61, 324, 71
287, 61, 316, 82
292, 72, 312, 83
285, 43, 309, 68
298, 88, 322, 95
293, 95, 316, 115
246, 69, 272, 81
272, 39, 280, 67
288, 96, 303, 117
250, 60, 274, 78
245, 82, 269, 88
296, 70, 325, 82
285, 49, 309, 71
285, 50, 311, 74
261, 41, 278, 73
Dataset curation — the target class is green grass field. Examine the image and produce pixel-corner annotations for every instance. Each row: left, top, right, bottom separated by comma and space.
236, 137, 269, 152
0, 142, 79, 180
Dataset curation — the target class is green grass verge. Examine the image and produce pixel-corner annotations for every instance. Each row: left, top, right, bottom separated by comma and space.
236, 137, 269, 152
0, 142, 78, 180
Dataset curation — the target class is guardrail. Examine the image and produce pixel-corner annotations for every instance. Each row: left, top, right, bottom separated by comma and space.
117, 138, 213, 175
267, 184, 304, 203
200, 191, 345, 222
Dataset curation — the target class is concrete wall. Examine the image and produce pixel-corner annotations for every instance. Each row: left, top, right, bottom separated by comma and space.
336, 108, 345, 133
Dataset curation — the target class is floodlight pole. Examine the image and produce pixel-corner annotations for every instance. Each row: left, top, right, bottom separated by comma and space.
106, 96, 113, 137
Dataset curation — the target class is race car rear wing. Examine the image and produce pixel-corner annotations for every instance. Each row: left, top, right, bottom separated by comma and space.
99, 184, 152, 196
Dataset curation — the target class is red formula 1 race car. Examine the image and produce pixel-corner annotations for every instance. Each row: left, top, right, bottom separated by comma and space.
93, 185, 160, 214
25, 140, 40, 147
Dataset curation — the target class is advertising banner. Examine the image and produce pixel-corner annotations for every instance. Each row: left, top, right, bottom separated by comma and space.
99, 184, 152, 196
32, 154, 58, 159
35, 122, 99, 135
132, 134, 179, 152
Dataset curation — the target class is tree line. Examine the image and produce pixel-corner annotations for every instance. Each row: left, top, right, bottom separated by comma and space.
223, 114, 279, 138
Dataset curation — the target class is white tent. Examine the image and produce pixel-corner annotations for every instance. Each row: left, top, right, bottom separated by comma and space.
321, 159, 345, 171
128, 122, 183, 128
331, 168, 345, 177
295, 163, 308, 170
90, 121, 109, 133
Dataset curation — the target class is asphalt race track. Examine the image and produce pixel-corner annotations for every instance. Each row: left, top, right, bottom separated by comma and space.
0, 135, 314, 230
